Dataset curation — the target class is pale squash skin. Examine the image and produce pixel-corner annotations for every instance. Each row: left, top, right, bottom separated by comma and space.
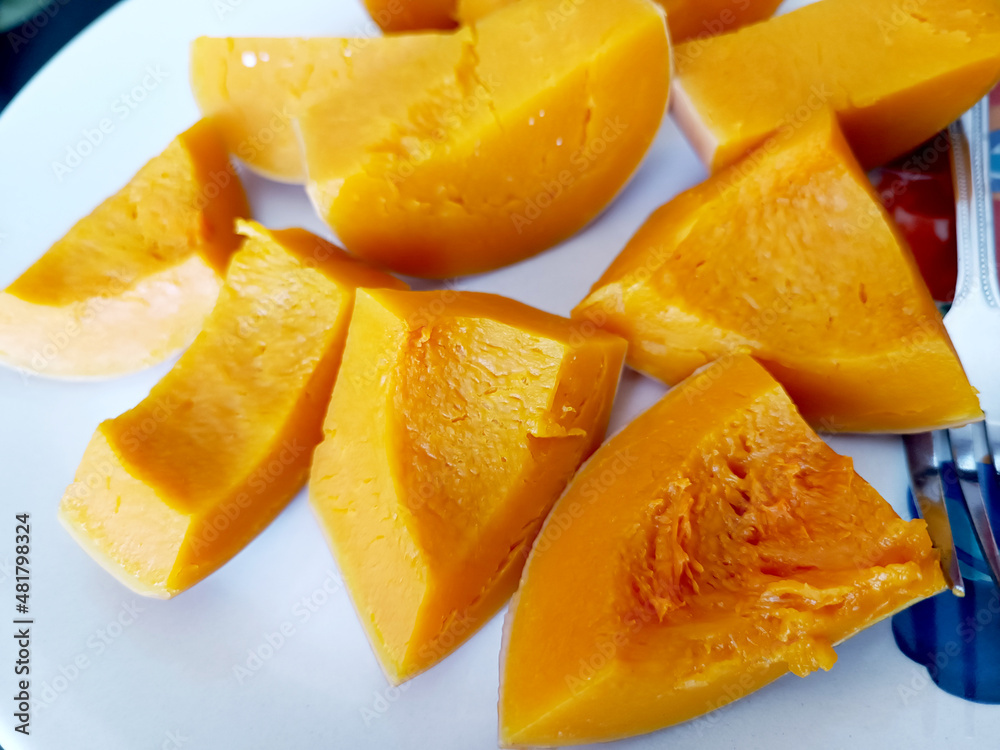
673, 0, 1000, 172
499, 356, 946, 747
309, 289, 626, 684
59, 221, 405, 598
574, 112, 982, 433
0, 120, 248, 378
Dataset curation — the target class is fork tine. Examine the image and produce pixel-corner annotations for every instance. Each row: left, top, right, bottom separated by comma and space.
903, 431, 965, 595
949, 421, 1000, 588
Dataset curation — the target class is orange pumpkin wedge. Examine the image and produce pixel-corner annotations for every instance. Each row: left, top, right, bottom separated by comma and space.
499, 355, 946, 747
673, 0, 1000, 171
365, 0, 458, 31
190, 35, 461, 183
296, 0, 669, 277
0, 120, 248, 378
368, 0, 781, 43
59, 221, 404, 598
574, 110, 981, 433
309, 289, 626, 683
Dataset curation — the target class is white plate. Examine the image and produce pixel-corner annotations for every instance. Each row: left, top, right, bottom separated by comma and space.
0, 1, 995, 748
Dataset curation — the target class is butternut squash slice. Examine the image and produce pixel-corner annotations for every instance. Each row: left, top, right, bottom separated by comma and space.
499, 355, 946, 746
574, 111, 981, 433
309, 289, 626, 683
367, 0, 782, 43
0, 120, 248, 378
673, 0, 1000, 171
191, 0, 669, 276
300, 0, 669, 277
59, 220, 404, 598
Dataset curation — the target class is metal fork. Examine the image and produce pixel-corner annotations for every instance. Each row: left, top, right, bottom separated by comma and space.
903, 96, 1000, 596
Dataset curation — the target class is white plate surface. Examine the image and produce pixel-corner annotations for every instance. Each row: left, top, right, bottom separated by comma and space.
0, 1, 996, 748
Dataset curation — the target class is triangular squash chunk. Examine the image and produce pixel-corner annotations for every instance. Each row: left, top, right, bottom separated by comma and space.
190, 35, 465, 183
499, 355, 945, 747
0, 120, 248, 378
672, 0, 1000, 171
194, 0, 669, 277
298, 0, 668, 277
59, 221, 404, 598
309, 289, 626, 684
574, 111, 981, 432
369, 0, 780, 44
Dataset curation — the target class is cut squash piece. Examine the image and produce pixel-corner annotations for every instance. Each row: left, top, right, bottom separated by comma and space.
499, 355, 946, 746
59, 220, 405, 598
190, 35, 464, 183
371, 0, 780, 43
309, 289, 626, 683
657, 0, 781, 43
297, 0, 668, 277
574, 111, 981, 432
673, 0, 1000, 171
0, 120, 248, 378
364, 0, 458, 31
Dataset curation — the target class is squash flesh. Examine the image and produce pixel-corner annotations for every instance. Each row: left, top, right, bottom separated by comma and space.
574, 111, 981, 432
309, 289, 626, 683
296, 0, 669, 277
673, 0, 1000, 170
499, 355, 946, 746
58, 221, 404, 598
0, 120, 248, 377
371, 0, 781, 43
190, 34, 467, 183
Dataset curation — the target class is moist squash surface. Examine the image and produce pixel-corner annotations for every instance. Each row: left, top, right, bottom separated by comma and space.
59, 221, 404, 598
0, 120, 248, 377
574, 111, 981, 433
367, 0, 781, 43
309, 289, 626, 683
499, 355, 946, 746
673, 0, 1000, 171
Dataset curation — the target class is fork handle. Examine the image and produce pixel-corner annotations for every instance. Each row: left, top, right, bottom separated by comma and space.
950, 98, 999, 311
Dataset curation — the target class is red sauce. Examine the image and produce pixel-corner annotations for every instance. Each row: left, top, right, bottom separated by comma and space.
871, 135, 958, 303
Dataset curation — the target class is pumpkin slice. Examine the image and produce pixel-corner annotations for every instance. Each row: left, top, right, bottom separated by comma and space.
309, 289, 626, 683
190, 35, 462, 183
297, 0, 668, 277
369, 0, 781, 42
574, 111, 981, 432
673, 0, 1000, 171
0, 120, 248, 378
365, 0, 458, 31
59, 221, 404, 598
499, 355, 946, 747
